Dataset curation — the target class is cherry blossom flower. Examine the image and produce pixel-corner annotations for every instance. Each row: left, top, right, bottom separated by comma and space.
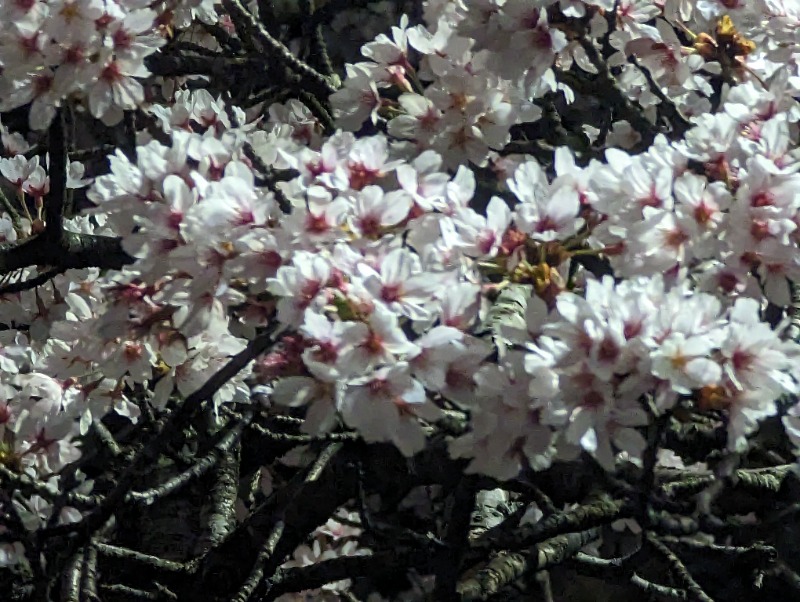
338, 363, 440, 456
450, 352, 565, 478
330, 63, 382, 131
339, 304, 420, 371
0, 154, 40, 190
720, 297, 798, 397
269, 252, 333, 327
453, 196, 512, 258
651, 333, 722, 394
361, 13, 414, 89
300, 309, 364, 382
510, 162, 584, 242
0, 67, 61, 129
387, 93, 444, 142
86, 51, 150, 123
272, 376, 340, 435
357, 247, 443, 321
346, 185, 411, 239
395, 150, 449, 211
0, 0, 48, 31
438, 283, 482, 331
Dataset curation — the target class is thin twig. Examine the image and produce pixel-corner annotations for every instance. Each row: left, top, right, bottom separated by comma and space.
98, 584, 160, 600
94, 542, 189, 573
0, 185, 22, 232
300, 0, 334, 76
248, 420, 358, 442
221, 0, 338, 96
0, 463, 97, 509
232, 521, 285, 602
0, 267, 64, 295
645, 532, 714, 602
571, 552, 689, 600
575, 36, 662, 148
476, 491, 630, 551
241, 143, 294, 214
92, 418, 123, 458
627, 54, 692, 137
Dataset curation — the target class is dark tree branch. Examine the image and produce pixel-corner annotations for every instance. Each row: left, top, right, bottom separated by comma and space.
60, 549, 84, 602
188, 442, 356, 600
0, 267, 65, 294
126, 409, 252, 506
476, 491, 630, 552
0, 230, 134, 276
570, 551, 690, 600
267, 546, 437, 600
435, 476, 478, 600
299, 0, 334, 77
94, 542, 189, 574
221, 0, 339, 98
232, 520, 284, 602
45, 108, 67, 240
573, 37, 664, 150
456, 528, 600, 601
645, 532, 714, 602
81, 545, 100, 601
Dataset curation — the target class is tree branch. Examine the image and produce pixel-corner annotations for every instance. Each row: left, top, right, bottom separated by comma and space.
221, 0, 339, 98
0, 231, 134, 276
456, 528, 600, 601
45, 108, 67, 240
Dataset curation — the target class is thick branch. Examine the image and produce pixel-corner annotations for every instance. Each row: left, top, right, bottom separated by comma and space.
476, 492, 629, 552
45, 108, 67, 239
0, 231, 133, 276
188, 442, 357, 600
126, 410, 252, 506
456, 528, 600, 601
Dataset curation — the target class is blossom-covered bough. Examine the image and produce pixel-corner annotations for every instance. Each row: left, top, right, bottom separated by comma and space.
1, 0, 800, 600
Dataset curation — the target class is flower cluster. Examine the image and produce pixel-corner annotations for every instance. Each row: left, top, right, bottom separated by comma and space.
0, 0, 799, 579
450, 276, 798, 478
0, 0, 172, 128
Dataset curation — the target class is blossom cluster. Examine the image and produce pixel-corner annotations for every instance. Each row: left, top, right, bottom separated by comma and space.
0, 0, 209, 128
450, 276, 799, 478
0, 0, 799, 581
